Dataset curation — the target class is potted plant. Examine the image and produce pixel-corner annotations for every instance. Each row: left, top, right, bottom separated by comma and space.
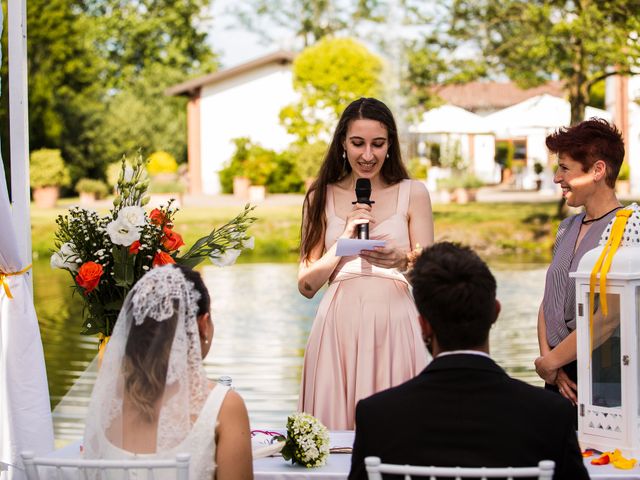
76, 178, 109, 205
617, 161, 631, 196
438, 173, 483, 204
533, 162, 544, 191
30, 149, 71, 208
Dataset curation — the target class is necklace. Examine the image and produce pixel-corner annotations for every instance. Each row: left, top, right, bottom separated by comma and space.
581, 205, 623, 225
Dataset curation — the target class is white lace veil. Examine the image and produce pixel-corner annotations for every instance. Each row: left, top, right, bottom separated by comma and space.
83, 264, 210, 456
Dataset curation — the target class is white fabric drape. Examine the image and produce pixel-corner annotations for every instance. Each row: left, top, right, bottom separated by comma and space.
0, 30, 54, 480
0, 159, 54, 480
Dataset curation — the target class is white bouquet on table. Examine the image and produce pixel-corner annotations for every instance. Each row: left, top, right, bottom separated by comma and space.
278, 412, 330, 468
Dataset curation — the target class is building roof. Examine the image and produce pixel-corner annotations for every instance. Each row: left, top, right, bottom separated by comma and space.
410, 104, 491, 134
436, 81, 565, 112
166, 50, 296, 97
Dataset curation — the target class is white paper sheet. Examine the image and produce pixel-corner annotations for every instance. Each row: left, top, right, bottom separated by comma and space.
335, 238, 386, 257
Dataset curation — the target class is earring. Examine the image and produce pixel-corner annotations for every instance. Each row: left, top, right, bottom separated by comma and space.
386, 153, 389, 159
342, 151, 346, 159
342, 151, 348, 173
202, 338, 209, 345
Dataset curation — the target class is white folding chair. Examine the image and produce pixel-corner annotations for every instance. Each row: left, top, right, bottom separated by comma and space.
364, 456, 555, 480
20, 451, 190, 480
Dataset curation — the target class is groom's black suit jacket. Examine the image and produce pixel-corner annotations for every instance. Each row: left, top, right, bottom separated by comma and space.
348, 353, 588, 480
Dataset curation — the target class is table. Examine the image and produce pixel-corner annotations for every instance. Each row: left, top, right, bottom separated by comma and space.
45, 435, 640, 480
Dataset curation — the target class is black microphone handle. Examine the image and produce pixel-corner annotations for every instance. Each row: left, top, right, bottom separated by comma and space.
357, 223, 369, 240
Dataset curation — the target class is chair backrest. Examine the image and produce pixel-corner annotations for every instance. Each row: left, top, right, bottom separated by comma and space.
364, 456, 555, 480
20, 452, 190, 480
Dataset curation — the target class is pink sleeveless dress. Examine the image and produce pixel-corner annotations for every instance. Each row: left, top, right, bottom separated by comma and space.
298, 179, 428, 430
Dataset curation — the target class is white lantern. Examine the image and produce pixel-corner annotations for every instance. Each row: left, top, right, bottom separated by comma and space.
571, 203, 640, 456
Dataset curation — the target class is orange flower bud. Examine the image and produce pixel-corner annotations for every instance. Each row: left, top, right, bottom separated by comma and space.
162, 227, 185, 251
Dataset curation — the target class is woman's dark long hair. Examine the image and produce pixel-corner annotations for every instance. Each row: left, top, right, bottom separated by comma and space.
123, 265, 211, 422
300, 97, 409, 260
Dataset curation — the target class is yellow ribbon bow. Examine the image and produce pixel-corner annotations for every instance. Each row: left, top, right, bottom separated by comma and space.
588, 209, 632, 352
0, 264, 32, 299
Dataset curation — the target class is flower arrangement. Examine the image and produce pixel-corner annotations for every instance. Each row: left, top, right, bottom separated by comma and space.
51, 154, 256, 340
277, 413, 330, 468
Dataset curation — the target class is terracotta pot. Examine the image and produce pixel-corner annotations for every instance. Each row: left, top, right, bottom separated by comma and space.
233, 176, 250, 200
79, 192, 97, 206
33, 186, 59, 208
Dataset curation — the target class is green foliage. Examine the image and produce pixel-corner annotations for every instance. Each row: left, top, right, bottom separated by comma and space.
618, 161, 630, 181
438, 172, 484, 190
219, 138, 304, 193
291, 141, 328, 180
533, 162, 544, 176
495, 141, 515, 170
1, 0, 216, 186
148, 151, 179, 176
439, 138, 467, 171
231, 0, 387, 46
148, 179, 187, 194
281, 37, 383, 144
75, 178, 109, 198
407, 157, 428, 180
30, 149, 71, 189
447, 1, 640, 124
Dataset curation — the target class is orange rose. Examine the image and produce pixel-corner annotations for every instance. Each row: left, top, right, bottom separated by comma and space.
153, 251, 176, 267
76, 261, 104, 294
149, 208, 168, 226
129, 240, 141, 254
162, 227, 185, 251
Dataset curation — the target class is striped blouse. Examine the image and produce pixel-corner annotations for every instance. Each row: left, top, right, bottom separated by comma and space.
542, 211, 617, 347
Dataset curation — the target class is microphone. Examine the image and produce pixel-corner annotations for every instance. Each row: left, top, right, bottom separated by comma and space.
353, 178, 374, 239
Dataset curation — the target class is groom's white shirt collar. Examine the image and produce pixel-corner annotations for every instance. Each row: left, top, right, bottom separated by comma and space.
436, 350, 491, 359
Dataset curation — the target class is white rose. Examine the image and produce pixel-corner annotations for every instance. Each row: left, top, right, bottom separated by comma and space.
242, 236, 255, 249
107, 218, 141, 246
117, 206, 146, 227
210, 248, 241, 267
60, 242, 76, 257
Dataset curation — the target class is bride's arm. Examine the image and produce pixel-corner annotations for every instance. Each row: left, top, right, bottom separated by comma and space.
214, 390, 253, 480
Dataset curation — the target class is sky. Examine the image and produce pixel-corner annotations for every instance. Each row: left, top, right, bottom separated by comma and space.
208, 0, 292, 68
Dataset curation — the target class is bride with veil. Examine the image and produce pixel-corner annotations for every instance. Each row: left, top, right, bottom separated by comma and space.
82, 264, 252, 479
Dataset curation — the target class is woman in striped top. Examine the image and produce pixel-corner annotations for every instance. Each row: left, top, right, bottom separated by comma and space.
534, 119, 625, 418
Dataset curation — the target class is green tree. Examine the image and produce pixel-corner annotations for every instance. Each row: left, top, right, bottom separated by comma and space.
446, 0, 640, 124
281, 37, 383, 144
231, 0, 385, 47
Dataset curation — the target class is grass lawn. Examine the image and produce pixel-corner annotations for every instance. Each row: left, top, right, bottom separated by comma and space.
31, 197, 563, 264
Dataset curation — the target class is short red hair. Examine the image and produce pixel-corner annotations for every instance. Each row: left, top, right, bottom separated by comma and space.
545, 118, 624, 188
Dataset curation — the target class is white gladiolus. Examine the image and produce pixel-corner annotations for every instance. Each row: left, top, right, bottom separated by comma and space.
210, 248, 241, 267
243, 236, 255, 249
117, 206, 146, 227
106, 218, 141, 246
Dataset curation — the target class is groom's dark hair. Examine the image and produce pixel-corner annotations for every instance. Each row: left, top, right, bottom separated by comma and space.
410, 242, 497, 351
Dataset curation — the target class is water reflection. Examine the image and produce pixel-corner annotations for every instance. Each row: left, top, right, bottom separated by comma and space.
34, 260, 545, 444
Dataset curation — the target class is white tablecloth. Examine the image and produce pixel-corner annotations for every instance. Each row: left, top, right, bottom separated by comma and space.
44, 436, 640, 480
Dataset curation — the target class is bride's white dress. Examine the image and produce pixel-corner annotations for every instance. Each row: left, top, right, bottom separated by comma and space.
94, 385, 229, 480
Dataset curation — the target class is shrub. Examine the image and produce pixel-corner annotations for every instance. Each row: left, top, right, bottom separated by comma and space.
618, 161, 630, 181
219, 138, 304, 193
30, 149, 71, 189
407, 157, 428, 180
495, 141, 514, 169
148, 179, 186, 193
533, 162, 544, 175
292, 141, 328, 180
438, 173, 484, 190
147, 151, 178, 176
75, 178, 109, 198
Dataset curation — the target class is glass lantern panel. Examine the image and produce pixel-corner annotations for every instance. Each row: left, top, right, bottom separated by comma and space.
590, 292, 621, 408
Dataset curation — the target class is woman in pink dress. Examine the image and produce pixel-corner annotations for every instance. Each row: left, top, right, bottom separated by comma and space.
298, 97, 434, 430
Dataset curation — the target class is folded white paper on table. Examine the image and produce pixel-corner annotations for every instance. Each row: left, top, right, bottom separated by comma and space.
336, 238, 386, 256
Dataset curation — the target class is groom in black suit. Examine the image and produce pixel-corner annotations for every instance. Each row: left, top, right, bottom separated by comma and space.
349, 242, 588, 480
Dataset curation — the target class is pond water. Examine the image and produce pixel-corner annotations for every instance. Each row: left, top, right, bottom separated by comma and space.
34, 260, 546, 445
